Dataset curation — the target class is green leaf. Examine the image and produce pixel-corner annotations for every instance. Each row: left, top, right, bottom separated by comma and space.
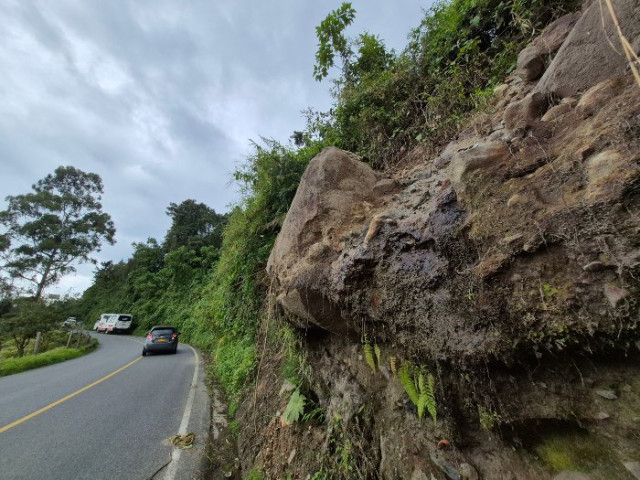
283, 389, 306, 424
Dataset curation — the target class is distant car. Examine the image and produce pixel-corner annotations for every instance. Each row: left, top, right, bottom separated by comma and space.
95, 313, 133, 334
142, 326, 179, 356
62, 317, 77, 328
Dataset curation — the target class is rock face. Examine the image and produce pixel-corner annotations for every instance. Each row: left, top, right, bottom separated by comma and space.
261, 3, 640, 479
269, 74, 640, 364
535, 0, 640, 98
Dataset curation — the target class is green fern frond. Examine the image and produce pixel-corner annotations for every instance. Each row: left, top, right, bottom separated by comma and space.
374, 344, 381, 367
363, 342, 376, 373
424, 373, 437, 423
389, 355, 397, 376
283, 389, 306, 424
399, 363, 437, 422
398, 362, 420, 406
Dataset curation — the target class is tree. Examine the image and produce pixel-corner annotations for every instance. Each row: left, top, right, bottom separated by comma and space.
163, 200, 227, 253
0, 298, 58, 357
0, 166, 116, 299
313, 2, 356, 81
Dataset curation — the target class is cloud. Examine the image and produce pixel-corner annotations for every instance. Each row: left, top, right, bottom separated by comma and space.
0, 0, 429, 295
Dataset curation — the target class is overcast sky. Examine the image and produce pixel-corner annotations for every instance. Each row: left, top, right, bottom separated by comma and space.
0, 0, 430, 296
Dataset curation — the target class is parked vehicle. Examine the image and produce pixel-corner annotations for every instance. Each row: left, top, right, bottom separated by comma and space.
142, 326, 179, 356
95, 313, 133, 334
62, 317, 77, 328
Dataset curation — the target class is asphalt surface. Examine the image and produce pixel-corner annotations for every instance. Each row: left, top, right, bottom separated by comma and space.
0, 332, 207, 480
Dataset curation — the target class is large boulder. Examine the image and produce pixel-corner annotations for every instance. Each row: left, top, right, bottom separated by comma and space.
535, 0, 640, 97
267, 147, 381, 335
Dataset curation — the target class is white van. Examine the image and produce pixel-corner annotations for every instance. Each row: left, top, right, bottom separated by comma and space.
96, 313, 133, 334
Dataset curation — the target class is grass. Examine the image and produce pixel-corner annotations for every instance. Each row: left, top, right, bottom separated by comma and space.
0, 338, 98, 377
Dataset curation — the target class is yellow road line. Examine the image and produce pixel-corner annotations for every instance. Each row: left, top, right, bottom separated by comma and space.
0, 356, 142, 434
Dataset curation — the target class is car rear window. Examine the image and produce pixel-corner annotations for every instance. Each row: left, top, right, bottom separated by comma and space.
118, 315, 132, 322
152, 329, 175, 336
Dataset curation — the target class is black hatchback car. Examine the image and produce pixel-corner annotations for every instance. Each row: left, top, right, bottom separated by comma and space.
142, 326, 179, 356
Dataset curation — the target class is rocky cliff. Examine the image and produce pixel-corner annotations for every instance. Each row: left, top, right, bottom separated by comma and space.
243, 2, 640, 479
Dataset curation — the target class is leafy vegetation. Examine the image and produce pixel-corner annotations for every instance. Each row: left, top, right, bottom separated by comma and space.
283, 389, 307, 424
0, 166, 115, 299
312, 0, 579, 167
398, 362, 437, 422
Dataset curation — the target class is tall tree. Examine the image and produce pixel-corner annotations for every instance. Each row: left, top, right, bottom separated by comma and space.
0, 166, 116, 299
163, 200, 227, 253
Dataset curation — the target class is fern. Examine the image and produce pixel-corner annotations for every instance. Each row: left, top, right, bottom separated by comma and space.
389, 355, 397, 376
363, 342, 376, 372
283, 389, 306, 424
374, 344, 381, 368
398, 362, 420, 406
418, 371, 437, 422
398, 362, 437, 422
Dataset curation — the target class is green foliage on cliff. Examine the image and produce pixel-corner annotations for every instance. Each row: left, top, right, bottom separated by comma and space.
313, 0, 579, 166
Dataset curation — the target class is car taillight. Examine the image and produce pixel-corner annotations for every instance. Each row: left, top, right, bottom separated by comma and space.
146, 333, 153, 341
171, 333, 177, 340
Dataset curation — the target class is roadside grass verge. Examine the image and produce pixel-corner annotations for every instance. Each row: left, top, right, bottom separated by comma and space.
0, 342, 98, 377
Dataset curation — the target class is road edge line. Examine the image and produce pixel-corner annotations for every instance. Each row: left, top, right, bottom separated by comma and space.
161, 344, 200, 480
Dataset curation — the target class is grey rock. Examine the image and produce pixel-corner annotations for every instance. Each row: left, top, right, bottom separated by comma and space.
595, 389, 618, 400
504, 91, 548, 131
624, 461, 640, 480
411, 469, 430, 480
459, 462, 479, 480
553, 472, 593, 480
535, 0, 640, 98
582, 261, 607, 272
516, 45, 546, 81
603, 284, 630, 308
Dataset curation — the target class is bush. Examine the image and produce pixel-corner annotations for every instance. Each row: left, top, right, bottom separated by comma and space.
317, 0, 579, 167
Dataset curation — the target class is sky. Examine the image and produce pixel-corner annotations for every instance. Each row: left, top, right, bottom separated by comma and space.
0, 0, 430, 296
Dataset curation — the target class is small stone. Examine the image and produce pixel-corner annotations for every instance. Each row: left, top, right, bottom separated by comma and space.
459, 462, 479, 480
411, 469, 430, 480
583, 261, 606, 272
501, 233, 524, 245
507, 194, 528, 207
624, 461, 640, 480
287, 448, 296, 464
594, 411, 610, 420
373, 178, 398, 196
603, 284, 630, 308
504, 91, 548, 131
541, 102, 574, 122
279, 380, 296, 396
595, 389, 618, 400
516, 45, 546, 81
553, 472, 593, 480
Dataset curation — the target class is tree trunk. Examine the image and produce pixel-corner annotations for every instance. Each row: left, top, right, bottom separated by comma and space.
34, 259, 54, 300
33, 331, 42, 355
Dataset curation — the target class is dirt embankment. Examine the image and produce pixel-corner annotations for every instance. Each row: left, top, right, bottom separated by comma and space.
242, 1, 640, 479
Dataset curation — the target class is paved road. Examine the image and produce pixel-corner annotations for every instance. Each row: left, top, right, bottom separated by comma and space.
0, 333, 204, 480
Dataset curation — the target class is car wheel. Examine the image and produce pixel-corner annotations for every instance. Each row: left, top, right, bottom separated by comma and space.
141, 349, 147, 357
172, 347, 177, 354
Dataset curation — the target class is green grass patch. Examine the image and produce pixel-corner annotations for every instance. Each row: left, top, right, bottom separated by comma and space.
0, 344, 97, 377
